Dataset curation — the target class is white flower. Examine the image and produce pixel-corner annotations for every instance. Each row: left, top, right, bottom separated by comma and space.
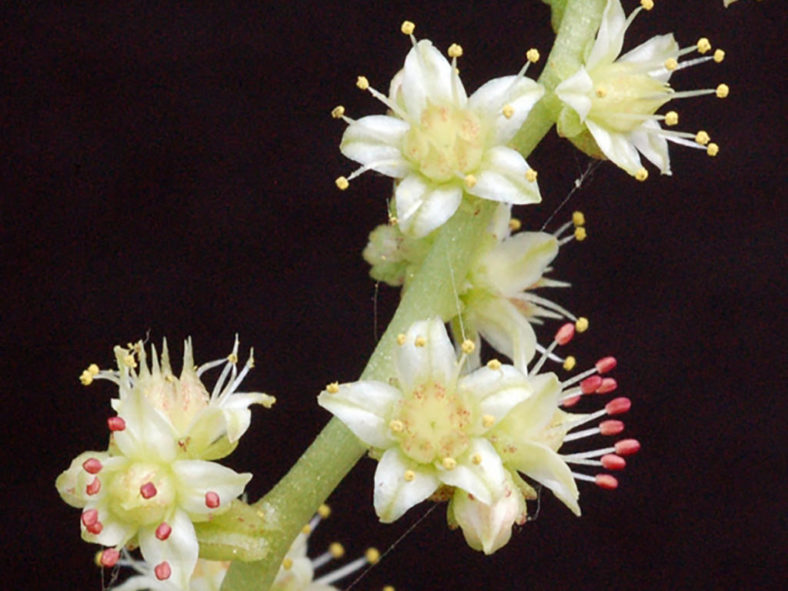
554, 0, 728, 180
56, 382, 252, 589
334, 22, 544, 237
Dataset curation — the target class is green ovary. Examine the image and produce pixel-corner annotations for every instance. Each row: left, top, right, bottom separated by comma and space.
107, 462, 176, 525
588, 63, 671, 133
395, 382, 471, 464
402, 101, 484, 183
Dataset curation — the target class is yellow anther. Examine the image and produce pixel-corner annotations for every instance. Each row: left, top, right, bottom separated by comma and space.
635, 168, 649, 182
326, 382, 340, 394
123, 353, 137, 368
389, 419, 404, 433
665, 111, 679, 126
403, 470, 415, 482
88, 363, 99, 375
697, 37, 712, 54
396, 333, 407, 345
502, 104, 514, 119
714, 49, 725, 63
228, 353, 238, 364
526, 48, 540, 63
365, 548, 381, 564
640, 0, 654, 10
572, 211, 585, 227
509, 217, 522, 231
482, 414, 496, 428
471, 453, 483, 465
464, 174, 477, 188
318, 504, 331, 518
93, 550, 103, 567
575, 317, 589, 333
335, 176, 349, 190
331, 105, 345, 119
414, 336, 426, 347
447, 43, 463, 58
442, 457, 457, 470
301, 524, 312, 535
574, 227, 587, 241
716, 83, 729, 98
461, 339, 475, 354
525, 169, 538, 182
383, 586, 396, 591
329, 542, 345, 558
706, 143, 719, 157
595, 87, 607, 98
563, 355, 577, 371
664, 58, 678, 71
282, 557, 293, 570
401, 21, 415, 35
486, 359, 502, 370
356, 75, 369, 90
695, 130, 711, 145
80, 367, 97, 385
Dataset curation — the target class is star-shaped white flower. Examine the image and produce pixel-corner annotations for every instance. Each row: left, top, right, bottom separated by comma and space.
334, 23, 544, 237
555, 0, 728, 180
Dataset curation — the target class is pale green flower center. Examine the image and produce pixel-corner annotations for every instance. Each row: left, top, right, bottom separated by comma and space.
394, 382, 470, 464
588, 62, 671, 132
107, 461, 176, 525
402, 101, 484, 182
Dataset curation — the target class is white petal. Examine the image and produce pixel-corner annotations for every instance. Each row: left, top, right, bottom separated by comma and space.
586, 0, 627, 69
438, 439, 507, 505
458, 365, 533, 430
317, 381, 400, 449
400, 40, 464, 116
114, 391, 177, 462
395, 318, 458, 395
374, 448, 439, 523
81, 502, 136, 547
139, 510, 199, 590
395, 175, 462, 238
468, 146, 541, 205
480, 231, 558, 296
508, 441, 580, 516
468, 76, 544, 144
555, 67, 594, 122
619, 33, 679, 83
468, 297, 537, 371
585, 119, 643, 176
494, 372, 562, 438
171, 460, 251, 517
487, 203, 513, 241
340, 115, 412, 178
630, 119, 671, 174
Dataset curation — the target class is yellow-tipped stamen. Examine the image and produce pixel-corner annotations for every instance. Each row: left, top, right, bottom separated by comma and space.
447, 43, 463, 58
572, 211, 585, 227
574, 227, 587, 241
400, 21, 415, 36
486, 359, 502, 370
461, 339, 475, 354
635, 168, 649, 182
356, 75, 369, 90
526, 48, 540, 63
525, 169, 538, 182
706, 143, 719, 156
326, 382, 340, 394
575, 317, 589, 333
697, 37, 712, 54
335, 176, 349, 190
563, 355, 577, 371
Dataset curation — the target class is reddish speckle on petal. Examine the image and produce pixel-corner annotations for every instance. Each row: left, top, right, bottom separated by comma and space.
107, 416, 126, 431
100, 548, 120, 567
86, 477, 101, 496
81, 508, 99, 527
140, 482, 157, 499
154, 561, 172, 580
205, 491, 220, 508
82, 458, 103, 474
155, 522, 172, 541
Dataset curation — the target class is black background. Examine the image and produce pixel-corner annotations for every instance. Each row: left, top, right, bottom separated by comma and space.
2, 1, 785, 590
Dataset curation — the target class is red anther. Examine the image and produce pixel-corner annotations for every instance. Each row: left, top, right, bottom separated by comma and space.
595, 474, 619, 490
595, 356, 617, 374
555, 323, 575, 346
601, 454, 627, 470
86, 521, 103, 535
205, 491, 220, 509
154, 561, 172, 581
82, 458, 103, 474
596, 377, 618, 394
580, 375, 603, 394
155, 522, 172, 541
605, 397, 631, 415
100, 548, 120, 568
562, 395, 581, 407
614, 438, 641, 456
81, 509, 99, 527
107, 416, 126, 431
599, 419, 624, 436
140, 482, 157, 499
86, 477, 101, 496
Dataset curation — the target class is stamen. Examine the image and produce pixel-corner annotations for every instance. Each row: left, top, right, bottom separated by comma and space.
314, 548, 380, 585
86, 477, 101, 496
326, 382, 340, 394
82, 458, 103, 474
155, 522, 172, 540
107, 416, 126, 431
205, 491, 221, 508
99, 548, 120, 568
154, 561, 172, 580
140, 482, 157, 499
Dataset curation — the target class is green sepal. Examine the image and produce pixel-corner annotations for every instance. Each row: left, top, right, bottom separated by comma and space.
541, 0, 568, 33
195, 499, 271, 562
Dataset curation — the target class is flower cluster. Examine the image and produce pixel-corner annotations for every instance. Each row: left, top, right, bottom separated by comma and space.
57, 338, 274, 589
555, 0, 728, 180
318, 318, 639, 554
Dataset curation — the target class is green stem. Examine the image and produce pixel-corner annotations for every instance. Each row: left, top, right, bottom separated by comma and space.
221, 2, 607, 588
